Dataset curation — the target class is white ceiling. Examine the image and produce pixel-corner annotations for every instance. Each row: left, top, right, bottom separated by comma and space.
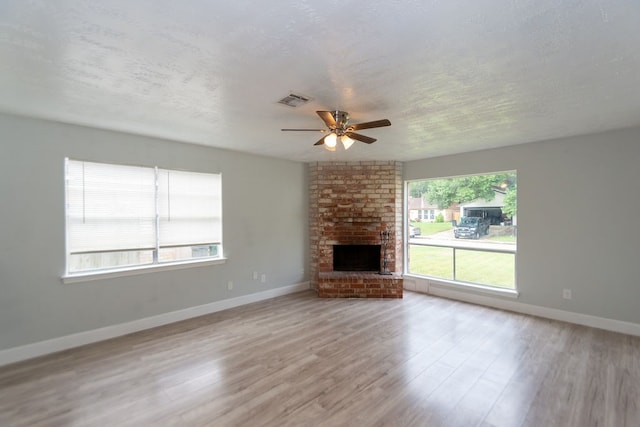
1, 1, 639, 163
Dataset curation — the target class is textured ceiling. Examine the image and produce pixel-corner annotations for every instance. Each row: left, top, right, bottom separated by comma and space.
1, 0, 639, 162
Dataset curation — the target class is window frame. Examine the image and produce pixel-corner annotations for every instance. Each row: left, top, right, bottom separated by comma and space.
405, 170, 517, 295
63, 159, 225, 283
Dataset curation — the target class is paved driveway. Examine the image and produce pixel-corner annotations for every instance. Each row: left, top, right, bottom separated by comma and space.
409, 229, 516, 252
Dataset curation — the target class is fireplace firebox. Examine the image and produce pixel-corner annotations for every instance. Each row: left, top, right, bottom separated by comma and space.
333, 244, 381, 272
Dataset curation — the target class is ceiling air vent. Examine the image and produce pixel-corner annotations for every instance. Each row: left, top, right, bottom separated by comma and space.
277, 92, 311, 107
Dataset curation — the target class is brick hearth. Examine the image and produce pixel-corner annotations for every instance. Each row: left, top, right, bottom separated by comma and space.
309, 161, 403, 298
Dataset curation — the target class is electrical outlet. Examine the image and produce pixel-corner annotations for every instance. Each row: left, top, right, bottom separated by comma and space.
253, 271, 258, 280
227, 281, 234, 290
562, 289, 572, 300
261, 274, 266, 283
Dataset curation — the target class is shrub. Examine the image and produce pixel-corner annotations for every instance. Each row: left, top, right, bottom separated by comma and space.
435, 213, 444, 223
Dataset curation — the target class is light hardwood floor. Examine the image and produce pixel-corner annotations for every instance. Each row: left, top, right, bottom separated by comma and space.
1, 290, 639, 427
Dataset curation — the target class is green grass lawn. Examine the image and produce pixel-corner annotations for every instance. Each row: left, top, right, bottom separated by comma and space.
408, 245, 515, 289
411, 221, 453, 235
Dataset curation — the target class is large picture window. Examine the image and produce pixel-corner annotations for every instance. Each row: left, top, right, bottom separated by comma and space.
65, 159, 222, 275
407, 171, 516, 290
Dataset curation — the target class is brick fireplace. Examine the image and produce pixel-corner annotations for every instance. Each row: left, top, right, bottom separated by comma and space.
309, 161, 403, 298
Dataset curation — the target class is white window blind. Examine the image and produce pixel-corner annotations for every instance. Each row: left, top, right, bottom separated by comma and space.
65, 159, 222, 274
66, 160, 156, 254
158, 169, 222, 247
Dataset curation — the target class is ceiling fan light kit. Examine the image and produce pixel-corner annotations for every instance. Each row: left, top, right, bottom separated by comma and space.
282, 110, 391, 151
321, 132, 355, 151
340, 135, 355, 150
324, 132, 338, 148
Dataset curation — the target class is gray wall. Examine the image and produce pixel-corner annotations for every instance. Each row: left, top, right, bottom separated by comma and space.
3, 111, 638, 352
405, 127, 640, 324
0, 113, 308, 351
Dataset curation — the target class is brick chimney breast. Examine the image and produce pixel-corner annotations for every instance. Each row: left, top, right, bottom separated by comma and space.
309, 161, 403, 298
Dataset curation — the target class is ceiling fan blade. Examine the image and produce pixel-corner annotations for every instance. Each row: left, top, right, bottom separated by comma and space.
349, 119, 391, 131
345, 132, 377, 144
316, 111, 337, 128
313, 136, 326, 146
281, 128, 326, 132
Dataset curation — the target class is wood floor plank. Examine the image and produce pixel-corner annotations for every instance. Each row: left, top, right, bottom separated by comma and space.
1, 290, 639, 426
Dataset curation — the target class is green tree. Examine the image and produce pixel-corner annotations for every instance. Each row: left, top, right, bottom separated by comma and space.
411, 173, 517, 212
409, 181, 429, 198
423, 179, 458, 209
502, 183, 517, 218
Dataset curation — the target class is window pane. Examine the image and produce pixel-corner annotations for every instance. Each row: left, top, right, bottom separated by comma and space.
158, 245, 220, 263
157, 169, 222, 247
408, 245, 454, 280
68, 250, 153, 273
66, 160, 156, 253
406, 171, 517, 290
454, 249, 515, 289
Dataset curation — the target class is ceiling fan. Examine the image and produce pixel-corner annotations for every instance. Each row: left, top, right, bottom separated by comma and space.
282, 110, 391, 151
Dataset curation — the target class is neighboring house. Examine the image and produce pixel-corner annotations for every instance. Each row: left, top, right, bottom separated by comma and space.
410, 189, 514, 226
459, 189, 515, 225
408, 197, 458, 222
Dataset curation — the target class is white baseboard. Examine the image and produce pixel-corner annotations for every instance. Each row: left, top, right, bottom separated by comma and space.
404, 277, 640, 337
0, 282, 310, 367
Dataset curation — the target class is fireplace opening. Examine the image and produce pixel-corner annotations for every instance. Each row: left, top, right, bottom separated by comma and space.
333, 244, 381, 272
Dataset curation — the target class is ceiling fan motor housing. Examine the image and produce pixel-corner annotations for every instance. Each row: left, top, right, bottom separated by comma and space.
333, 111, 350, 128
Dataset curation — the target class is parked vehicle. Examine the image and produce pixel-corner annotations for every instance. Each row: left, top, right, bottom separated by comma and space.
409, 224, 421, 238
454, 217, 490, 239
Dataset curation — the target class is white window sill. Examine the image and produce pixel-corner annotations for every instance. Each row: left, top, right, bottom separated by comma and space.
403, 273, 519, 299
62, 257, 227, 284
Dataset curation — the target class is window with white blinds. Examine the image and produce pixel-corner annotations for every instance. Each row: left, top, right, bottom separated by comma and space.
65, 159, 222, 274
157, 169, 221, 248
